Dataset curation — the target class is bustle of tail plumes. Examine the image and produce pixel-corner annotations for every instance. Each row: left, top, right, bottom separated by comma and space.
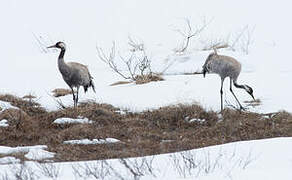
84, 74, 96, 93
89, 77, 96, 93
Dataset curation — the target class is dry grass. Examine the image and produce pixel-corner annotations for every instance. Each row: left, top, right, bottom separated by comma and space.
135, 74, 164, 84
110, 74, 164, 86
52, 88, 73, 97
0, 94, 46, 116
0, 93, 292, 162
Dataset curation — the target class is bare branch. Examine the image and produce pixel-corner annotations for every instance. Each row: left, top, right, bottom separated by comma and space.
229, 25, 255, 54
173, 17, 212, 53
97, 37, 160, 84
128, 36, 144, 52
32, 32, 57, 53
97, 42, 131, 80
202, 42, 229, 54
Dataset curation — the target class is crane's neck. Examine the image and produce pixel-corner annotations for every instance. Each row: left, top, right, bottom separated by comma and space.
58, 48, 66, 60
233, 81, 245, 89
58, 48, 70, 75
234, 81, 249, 93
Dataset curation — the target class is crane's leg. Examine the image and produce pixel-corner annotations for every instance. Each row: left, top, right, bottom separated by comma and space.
220, 79, 224, 112
76, 86, 80, 107
71, 87, 76, 108
230, 79, 244, 110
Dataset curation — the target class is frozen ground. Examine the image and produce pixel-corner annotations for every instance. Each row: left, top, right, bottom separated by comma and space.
1, 0, 292, 179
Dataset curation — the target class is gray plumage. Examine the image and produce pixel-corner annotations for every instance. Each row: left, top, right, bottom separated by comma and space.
48, 42, 96, 107
202, 52, 255, 111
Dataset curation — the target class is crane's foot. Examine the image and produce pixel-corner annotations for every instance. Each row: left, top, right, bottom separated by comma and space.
239, 106, 247, 111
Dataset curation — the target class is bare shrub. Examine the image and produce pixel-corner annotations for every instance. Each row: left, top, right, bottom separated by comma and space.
172, 17, 211, 53
201, 25, 255, 54
72, 161, 112, 180
119, 157, 156, 179
229, 25, 255, 54
170, 152, 200, 178
35, 162, 61, 180
170, 150, 223, 178
10, 162, 39, 180
97, 38, 163, 85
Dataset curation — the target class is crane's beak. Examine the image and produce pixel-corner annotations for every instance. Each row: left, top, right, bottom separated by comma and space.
250, 93, 255, 101
47, 45, 56, 49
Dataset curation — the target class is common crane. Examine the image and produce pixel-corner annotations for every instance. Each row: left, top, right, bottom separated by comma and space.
47, 42, 96, 107
202, 52, 255, 111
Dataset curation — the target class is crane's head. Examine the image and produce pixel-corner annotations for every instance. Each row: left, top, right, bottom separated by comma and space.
47, 42, 66, 50
202, 53, 216, 78
244, 85, 255, 100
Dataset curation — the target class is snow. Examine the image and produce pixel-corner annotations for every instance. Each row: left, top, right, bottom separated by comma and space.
0, 157, 20, 164
63, 138, 120, 145
0, 145, 54, 160
0, 119, 9, 127
189, 118, 206, 123
0, 0, 291, 114
1, 0, 292, 179
0, 137, 292, 179
0, 101, 18, 112
53, 117, 93, 124
24, 149, 55, 160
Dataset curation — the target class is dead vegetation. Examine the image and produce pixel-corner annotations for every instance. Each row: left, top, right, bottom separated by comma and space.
51, 88, 73, 97
0, 94, 292, 162
97, 38, 164, 85
0, 94, 46, 116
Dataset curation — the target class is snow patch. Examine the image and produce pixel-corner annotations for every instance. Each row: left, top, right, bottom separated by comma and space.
53, 117, 93, 124
24, 149, 55, 160
63, 138, 120, 145
0, 145, 55, 161
0, 156, 20, 164
0, 100, 18, 112
185, 116, 206, 123
0, 145, 47, 155
0, 119, 9, 127
115, 110, 127, 115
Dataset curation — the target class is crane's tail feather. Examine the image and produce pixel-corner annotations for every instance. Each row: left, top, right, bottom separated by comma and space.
90, 79, 96, 93
83, 78, 96, 93
202, 66, 208, 78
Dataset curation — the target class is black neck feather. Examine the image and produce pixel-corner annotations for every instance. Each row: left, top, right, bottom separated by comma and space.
59, 48, 65, 60
233, 82, 245, 89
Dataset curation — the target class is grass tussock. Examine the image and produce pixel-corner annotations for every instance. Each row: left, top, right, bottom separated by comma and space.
110, 74, 164, 86
0, 94, 46, 116
52, 88, 73, 97
0, 93, 292, 162
135, 74, 164, 84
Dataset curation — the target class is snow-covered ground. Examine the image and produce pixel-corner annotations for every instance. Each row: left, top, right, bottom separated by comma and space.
1, 137, 292, 180
1, 0, 292, 179
1, 0, 291, 113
